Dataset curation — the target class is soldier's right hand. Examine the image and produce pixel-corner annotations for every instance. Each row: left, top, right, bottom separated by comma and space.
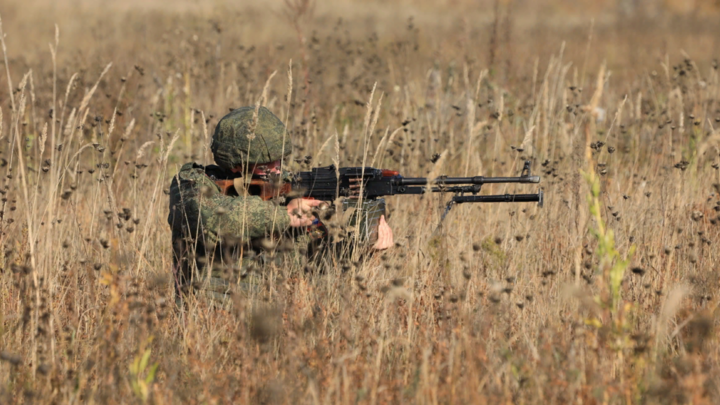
286, 198, 325, 227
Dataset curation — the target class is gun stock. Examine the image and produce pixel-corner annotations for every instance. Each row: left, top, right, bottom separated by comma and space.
213, 178, 292, 200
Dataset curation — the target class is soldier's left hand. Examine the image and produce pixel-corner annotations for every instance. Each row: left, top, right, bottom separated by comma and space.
372, 215, 394, 250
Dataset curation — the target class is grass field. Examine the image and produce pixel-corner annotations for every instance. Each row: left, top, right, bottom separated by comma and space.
1, 0, 720, 403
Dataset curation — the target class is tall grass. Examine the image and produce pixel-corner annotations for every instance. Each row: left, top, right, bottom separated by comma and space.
0, 1, 720, 403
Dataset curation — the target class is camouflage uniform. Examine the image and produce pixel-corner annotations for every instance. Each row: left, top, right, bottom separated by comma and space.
168, 107, 294, 305
168, 106, 387, 305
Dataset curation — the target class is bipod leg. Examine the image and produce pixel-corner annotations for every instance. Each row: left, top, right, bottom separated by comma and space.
429, 199, 456, 240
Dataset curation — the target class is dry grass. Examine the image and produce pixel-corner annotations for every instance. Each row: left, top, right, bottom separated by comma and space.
1, 0, 720, 403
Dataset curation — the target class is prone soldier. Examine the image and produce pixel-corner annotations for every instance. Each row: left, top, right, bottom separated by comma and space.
168, 106, 393, 305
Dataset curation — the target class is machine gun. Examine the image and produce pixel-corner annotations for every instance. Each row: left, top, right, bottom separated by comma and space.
214, 160, 543, 239
290, 159, 542, 205
215, 160, 542, 205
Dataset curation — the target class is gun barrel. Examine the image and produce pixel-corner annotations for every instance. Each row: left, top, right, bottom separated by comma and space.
479, 175, 541, 184
453, 191, 543, 206
398, 175, 540, 186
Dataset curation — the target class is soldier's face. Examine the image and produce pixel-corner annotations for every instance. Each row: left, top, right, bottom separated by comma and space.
232, 160, 282, 176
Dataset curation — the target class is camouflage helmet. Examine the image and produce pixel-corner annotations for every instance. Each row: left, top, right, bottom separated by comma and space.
211, 106, 292, 170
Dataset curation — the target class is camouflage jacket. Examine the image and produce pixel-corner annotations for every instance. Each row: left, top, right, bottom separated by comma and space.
168, 162, 295, 304
168, 162, 387, 305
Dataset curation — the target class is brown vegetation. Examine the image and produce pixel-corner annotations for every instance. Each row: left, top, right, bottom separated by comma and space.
1, 0, 720, 403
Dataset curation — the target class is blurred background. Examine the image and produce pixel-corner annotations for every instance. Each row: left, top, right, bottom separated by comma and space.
3, 0, 719, 64
3, 0, 718, 122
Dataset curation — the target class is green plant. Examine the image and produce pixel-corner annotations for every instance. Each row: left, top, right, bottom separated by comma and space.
128, 337, 159, 403
584, 166, 636, 313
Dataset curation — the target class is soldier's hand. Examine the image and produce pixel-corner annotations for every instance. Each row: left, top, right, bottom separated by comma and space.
372, 215, 394, 250
287, 198, 325, 227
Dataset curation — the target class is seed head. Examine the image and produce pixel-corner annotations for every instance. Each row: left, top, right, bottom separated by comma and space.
0, 352, 21, 366
250, 308, 281, 344
630, 267, 645, 276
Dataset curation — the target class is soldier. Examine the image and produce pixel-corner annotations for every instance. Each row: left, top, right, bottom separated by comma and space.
168, 106, 393, 305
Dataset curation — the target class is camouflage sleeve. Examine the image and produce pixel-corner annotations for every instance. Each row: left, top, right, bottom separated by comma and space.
168, 163, 291, 244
